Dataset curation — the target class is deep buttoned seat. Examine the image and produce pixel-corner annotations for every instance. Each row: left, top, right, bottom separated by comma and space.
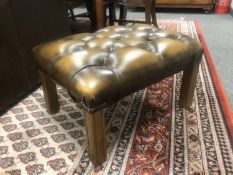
33, 24, 203, 165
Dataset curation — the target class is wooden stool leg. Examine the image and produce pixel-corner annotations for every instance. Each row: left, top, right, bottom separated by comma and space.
179, 60, 200, 108
85, 110, 107, 166
39, 71, 60, 114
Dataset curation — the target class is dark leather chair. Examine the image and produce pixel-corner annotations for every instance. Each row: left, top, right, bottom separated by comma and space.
66, 0, 96, 31
106, 0, 158, 27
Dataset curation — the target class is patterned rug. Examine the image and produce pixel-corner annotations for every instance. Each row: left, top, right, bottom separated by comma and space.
0, 19, 232, 175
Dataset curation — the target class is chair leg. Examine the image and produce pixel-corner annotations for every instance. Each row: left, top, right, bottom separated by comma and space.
84, 110, 107, 166
151, 0, 158, 27
145, 0, 152, 25
109, 2, 118, 26
39, 71, 60, 114
85, 0, 96, 31
179, 60, 200, 108
119, 5, 127, 25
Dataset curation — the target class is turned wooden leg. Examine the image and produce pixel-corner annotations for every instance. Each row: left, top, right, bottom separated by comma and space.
151, 0, 158, 27
85, 110, 107, 165
179, 60, 200, 108
39, 71, 60, 114
109, 2, 115, 26
145, 0, 152, 25
119, 5, 127, 25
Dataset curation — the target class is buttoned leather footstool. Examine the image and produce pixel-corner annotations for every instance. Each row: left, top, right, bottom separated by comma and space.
33, 24, 203, 165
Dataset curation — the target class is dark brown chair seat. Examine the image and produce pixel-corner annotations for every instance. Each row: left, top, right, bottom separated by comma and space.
33, 24, 203, 165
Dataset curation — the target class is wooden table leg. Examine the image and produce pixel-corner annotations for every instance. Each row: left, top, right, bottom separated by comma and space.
92, 0, 104, 29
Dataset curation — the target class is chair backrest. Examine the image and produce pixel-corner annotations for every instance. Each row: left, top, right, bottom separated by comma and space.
108, 0, 158, 27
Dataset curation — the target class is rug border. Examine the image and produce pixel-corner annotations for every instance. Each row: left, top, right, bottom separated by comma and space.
194, 21, 233, 141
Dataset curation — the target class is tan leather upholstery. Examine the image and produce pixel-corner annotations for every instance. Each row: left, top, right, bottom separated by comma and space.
33, 24, 203, 112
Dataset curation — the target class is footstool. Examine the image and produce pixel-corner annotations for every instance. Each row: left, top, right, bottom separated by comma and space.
33, 24, 203, 165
